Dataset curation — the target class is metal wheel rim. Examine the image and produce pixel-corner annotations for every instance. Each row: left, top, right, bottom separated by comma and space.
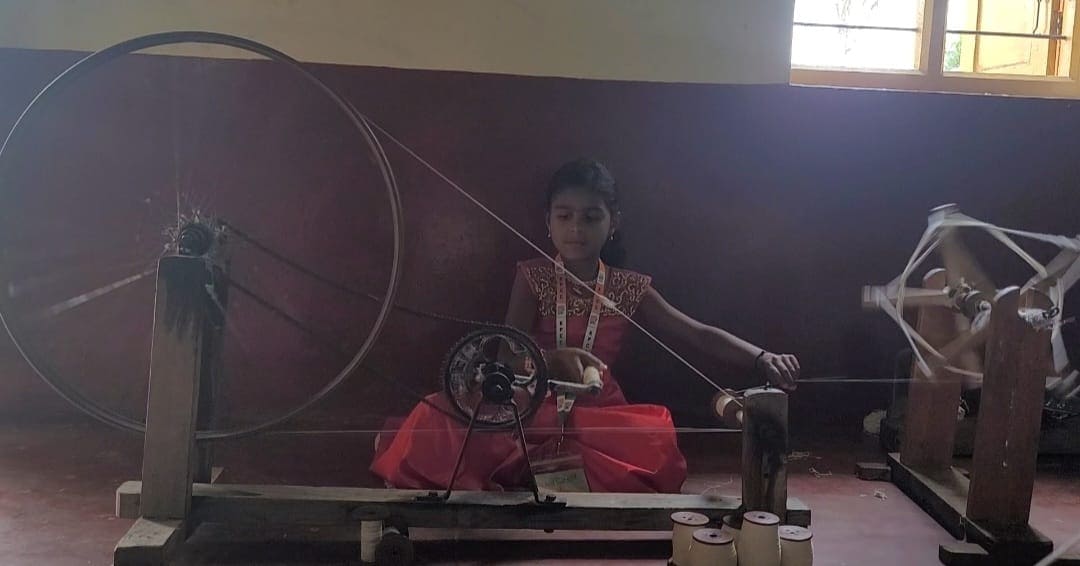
0, 31, 404, 441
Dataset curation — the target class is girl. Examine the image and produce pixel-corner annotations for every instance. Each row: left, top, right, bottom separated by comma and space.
371, 159, 799, 493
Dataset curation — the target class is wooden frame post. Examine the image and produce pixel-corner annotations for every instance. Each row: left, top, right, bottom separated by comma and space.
900, 269, 966, 472
741, 386, 788, 517
963, 288, 1053, 562
115, 255, 212, 565
194, 262, 226, 484
888, 284, 1058, 564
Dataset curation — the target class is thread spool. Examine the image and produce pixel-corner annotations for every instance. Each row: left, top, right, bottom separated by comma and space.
359, 520, 383, 564
779, 525, 813, 566
583, 365, 603, 393
720, 513, 741, 546
670, 511, 710, 566
739, 511, 781, 566
711, 391, 743, 428
690, 528, 737, 566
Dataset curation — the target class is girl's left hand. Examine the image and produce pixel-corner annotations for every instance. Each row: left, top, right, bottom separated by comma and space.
758, 352, 800, 391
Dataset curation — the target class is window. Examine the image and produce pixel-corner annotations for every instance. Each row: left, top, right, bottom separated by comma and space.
791, 0, 1080, 98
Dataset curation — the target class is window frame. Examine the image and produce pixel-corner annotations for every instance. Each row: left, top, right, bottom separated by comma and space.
790, 0, 1080, 98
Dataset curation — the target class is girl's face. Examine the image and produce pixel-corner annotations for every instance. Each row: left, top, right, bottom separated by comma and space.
546, 187, 617, 263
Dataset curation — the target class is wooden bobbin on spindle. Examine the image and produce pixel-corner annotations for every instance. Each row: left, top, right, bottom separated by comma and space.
711, 391, 744, 429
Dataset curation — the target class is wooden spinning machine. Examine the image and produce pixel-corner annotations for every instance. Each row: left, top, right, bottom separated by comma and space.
0, 32, 809, 565
864, 204, 1080, 566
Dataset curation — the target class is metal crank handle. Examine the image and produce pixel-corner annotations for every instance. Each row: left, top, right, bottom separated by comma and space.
548, 367, 604, 396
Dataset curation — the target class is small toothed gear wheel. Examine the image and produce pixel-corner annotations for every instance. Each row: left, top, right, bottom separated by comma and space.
441, 326, 547, 429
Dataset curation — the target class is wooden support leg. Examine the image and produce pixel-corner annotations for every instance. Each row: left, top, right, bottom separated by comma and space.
901, 269, 966, 472
140, 256, 210, 519
114, 518, 185, 566
888, 270, 976, 540
964, 288, 1053, 563
116, 256, 211, 565
195, 263, 226, 484
741, 387, 788, 518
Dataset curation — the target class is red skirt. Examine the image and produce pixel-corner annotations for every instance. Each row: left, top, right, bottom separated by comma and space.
370, 394, 687, 493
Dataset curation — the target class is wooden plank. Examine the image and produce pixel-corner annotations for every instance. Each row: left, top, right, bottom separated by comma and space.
116, 482, 809, 531
887, 452, 967, 539
113, 517, 184, 566
966, 288, 1051, 526
117, 480, 142, 519
901, 269, 966, 472
741, 386, 788, 517
939, 542, 990, 566
785, 497, 811, 528
855, 462, 891, 482
140, 257, 211, 520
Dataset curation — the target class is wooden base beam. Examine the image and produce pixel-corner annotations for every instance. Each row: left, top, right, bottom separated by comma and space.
888, 453, 1058, 565
855, 462, 891, 482
116, 481, 810, 531
113, 518, 185, 566
888, 452, 968, 539
939, 542, 990, 566
963, 517, 1052, 566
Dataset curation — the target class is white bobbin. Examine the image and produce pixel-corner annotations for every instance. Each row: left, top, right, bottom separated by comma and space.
670, 511, 710, 566
712, 392, 743, 427
740, 511, 781, 566
720, 513, 741, 546
690, 528, 737, 566
779, 524, 814, 566
360, 519, 383, 564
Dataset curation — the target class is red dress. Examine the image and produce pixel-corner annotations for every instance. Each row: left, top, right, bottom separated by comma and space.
369, 259, 687, 493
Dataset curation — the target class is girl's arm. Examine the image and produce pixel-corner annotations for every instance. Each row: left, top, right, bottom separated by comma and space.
504, 267, 538, 335
503, 267, 605, 381
635, 287, 799, 390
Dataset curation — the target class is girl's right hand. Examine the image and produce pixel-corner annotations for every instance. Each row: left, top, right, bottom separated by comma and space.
543, 348, 607, 383
757, 351, 800, 391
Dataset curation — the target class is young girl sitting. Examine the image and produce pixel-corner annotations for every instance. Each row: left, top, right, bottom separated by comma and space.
371, 158, 799, 493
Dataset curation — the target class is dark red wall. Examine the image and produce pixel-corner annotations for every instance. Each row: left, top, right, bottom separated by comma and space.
1, 47, 1078, 435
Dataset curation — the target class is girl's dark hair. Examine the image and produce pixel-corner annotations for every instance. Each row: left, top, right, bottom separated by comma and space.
546, 158, 627, 267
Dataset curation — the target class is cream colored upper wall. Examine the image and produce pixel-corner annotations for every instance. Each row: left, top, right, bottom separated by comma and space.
0, 0, 794, 84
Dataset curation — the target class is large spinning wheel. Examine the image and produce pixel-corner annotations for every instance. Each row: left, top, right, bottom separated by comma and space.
865, 204, 1080, 415
867, 206, 1069, 375
0, 32, 404, 440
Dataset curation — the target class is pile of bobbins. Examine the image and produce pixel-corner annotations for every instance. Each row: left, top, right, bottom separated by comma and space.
671, 511, 813, 566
